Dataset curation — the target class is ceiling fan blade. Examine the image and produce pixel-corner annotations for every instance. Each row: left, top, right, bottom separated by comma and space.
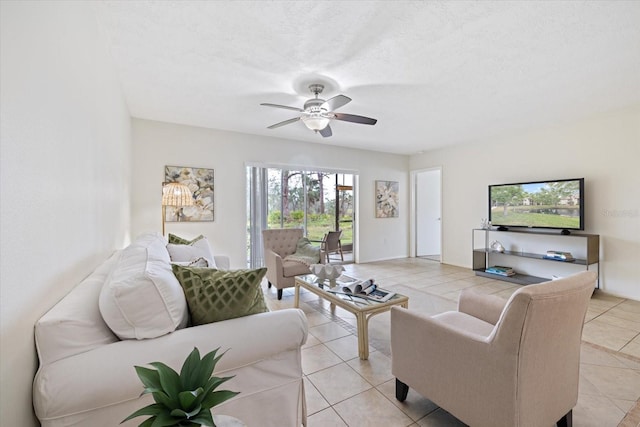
319, 125, 332, 138
333, 113, 377, 125
267, 117, 300, 129
321, 95, 351, 112
260, 103, 303, 112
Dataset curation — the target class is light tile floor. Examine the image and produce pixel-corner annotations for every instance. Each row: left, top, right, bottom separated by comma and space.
265, 258, 640, 427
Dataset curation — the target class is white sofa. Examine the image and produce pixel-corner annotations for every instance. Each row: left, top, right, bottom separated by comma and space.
33, 233, 308, 426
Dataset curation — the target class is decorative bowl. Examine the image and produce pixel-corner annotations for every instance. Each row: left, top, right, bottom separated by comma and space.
310, 264, 345, 283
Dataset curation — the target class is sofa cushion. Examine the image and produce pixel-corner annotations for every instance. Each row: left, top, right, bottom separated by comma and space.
35, 252, 121, 366
282, 259, 313, 278
172, 265, 268, 325
166, 236, 216, 268
99, 233, 188, 340
168, 233, 204, 245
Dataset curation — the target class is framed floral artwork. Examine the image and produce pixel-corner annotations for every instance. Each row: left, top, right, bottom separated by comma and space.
164, 165, 214, 221
375, 180, 399, 218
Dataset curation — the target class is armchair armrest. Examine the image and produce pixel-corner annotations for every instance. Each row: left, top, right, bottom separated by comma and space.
458, 289, 507, 325
391, 306, 495, 390
264, 249, 284, 278
391, 307, 491, 356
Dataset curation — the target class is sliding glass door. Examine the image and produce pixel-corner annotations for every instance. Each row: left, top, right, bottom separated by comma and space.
247, 166, 355, 267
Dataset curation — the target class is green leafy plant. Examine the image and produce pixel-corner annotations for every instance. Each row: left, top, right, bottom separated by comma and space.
289, 210, 304, 221
123, 347, 239, 427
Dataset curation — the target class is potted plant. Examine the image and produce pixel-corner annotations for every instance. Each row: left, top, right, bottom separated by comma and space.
123, 347, 239, 427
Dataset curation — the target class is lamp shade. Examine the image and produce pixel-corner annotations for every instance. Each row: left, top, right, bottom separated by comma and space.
162, 182, 194, 207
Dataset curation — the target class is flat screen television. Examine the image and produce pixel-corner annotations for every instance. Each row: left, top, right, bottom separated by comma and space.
489, 178, 584, 233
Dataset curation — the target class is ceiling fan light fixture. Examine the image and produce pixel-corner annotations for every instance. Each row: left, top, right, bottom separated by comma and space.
261, 83, 376, 137
302, 114, 330, 131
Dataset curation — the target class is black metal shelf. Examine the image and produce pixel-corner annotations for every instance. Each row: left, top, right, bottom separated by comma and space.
473, 269, 548, 285
472, 228, 600, 288
472, 249, 588, 266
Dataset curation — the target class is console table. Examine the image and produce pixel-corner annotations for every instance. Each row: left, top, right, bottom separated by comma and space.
472, 228, 600, 287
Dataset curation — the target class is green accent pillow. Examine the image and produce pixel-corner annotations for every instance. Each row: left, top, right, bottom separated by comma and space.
171, 265, 269, 325
168, 233, 205, 245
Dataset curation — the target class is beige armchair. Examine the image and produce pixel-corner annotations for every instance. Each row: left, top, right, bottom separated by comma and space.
391, 271, 596, 427
262, 228, 323, 300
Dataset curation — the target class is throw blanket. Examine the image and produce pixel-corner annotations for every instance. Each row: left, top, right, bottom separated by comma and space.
284, 237, 321, 267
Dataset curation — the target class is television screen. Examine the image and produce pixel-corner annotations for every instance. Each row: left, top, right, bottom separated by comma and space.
489, 178, 584, 231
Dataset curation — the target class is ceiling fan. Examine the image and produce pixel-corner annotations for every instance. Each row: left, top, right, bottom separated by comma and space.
260, 84, 377, 137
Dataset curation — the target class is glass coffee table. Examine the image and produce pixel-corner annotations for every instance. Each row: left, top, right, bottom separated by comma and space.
294, 274, 409, 360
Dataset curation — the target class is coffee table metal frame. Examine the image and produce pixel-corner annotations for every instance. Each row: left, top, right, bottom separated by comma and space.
294, 274, 409, 360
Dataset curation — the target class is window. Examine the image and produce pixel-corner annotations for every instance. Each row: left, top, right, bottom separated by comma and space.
247, 166, 355, 267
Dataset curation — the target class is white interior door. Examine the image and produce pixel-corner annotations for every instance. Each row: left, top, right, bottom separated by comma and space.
416, 169, 441, 259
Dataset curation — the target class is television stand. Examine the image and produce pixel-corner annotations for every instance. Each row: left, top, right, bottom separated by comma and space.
561, 229, 571, 235
497, 226, 509, 231
472, 228, 599, 288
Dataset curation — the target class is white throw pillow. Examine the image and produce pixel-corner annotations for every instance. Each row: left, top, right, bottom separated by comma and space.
99, 233, 189, 340
166, 237, 217, 268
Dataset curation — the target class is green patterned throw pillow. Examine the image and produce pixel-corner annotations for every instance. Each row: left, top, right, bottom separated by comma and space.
171, 265, 268, 325
168, 233, 205, 245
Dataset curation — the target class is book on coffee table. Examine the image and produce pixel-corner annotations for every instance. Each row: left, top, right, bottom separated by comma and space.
336, 276, 377, 295
328, 277, 395, 302
364, 287, 396, 302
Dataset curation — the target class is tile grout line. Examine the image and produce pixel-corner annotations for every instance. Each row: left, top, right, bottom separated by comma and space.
584, 301, 640, 353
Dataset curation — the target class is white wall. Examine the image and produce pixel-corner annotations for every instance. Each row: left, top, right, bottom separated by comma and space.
1, 5, 635, 424
132, 119, 409, 267
410, 107, 640, 299
0, 2, 131, 425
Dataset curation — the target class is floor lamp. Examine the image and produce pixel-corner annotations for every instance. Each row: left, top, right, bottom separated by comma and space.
162, 182, 194, 236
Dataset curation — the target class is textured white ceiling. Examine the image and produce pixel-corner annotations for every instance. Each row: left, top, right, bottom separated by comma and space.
94, 1, 640, 155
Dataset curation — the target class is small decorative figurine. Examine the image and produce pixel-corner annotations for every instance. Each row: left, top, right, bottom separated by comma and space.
490, 240, 505, 253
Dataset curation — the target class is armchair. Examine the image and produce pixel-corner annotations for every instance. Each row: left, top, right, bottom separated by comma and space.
262, 228, 323, 300
391, 271, 596, 427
